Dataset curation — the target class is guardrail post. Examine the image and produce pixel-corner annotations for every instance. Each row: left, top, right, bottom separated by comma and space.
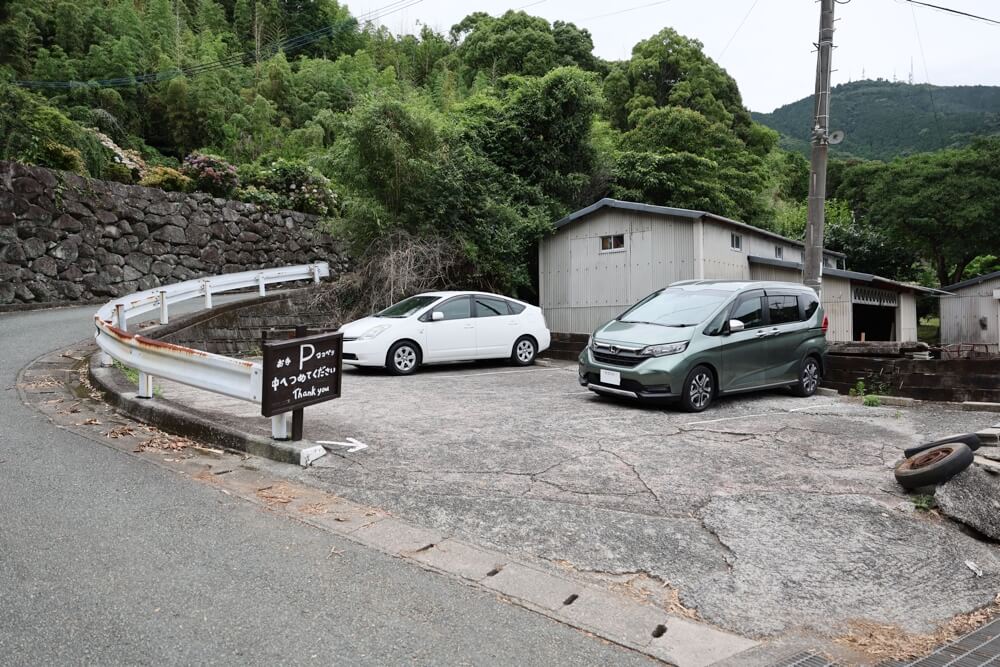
271, 413, 291, 440
258, 274, 266, 297
159, 290, 169, 325
311, 265, 320, 284
115, 304, 127, 331
137, 371, 154, 399
202, 281, 213, 309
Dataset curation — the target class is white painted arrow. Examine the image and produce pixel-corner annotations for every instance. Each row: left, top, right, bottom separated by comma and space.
316, 437, 368, 453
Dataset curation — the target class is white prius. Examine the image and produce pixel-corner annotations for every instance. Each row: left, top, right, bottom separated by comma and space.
338, 291, 551, 375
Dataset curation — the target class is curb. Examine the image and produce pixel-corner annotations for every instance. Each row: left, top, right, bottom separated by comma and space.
88, 353, 312, 465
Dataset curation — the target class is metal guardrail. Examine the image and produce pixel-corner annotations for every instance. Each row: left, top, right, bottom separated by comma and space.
94, 263, 330, 438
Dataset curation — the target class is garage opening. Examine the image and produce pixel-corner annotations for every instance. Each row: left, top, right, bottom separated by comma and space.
852, 286, 899, 341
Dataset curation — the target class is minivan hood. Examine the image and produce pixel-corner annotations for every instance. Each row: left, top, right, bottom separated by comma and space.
594, 320, 696, 347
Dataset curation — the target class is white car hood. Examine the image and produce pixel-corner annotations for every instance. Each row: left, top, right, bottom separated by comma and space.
339, 316, 390, 338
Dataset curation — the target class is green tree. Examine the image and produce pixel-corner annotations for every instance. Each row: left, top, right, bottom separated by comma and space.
837, 137, 1000, 285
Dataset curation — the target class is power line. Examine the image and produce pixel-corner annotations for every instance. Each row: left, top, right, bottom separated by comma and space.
897, 0, 1000, 26
13, 0, 424, 90
909, 4, 946, 149
579, 0, 675, 23
718, 0, 760, 59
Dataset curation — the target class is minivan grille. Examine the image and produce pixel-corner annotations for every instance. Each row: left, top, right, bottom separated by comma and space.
591, 346, 645, 368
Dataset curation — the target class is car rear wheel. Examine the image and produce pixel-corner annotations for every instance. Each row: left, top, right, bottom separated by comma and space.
511, 336, 537, 366
680, 365, 714, 412
386, 341, 420, 375
791, 356, 821, 397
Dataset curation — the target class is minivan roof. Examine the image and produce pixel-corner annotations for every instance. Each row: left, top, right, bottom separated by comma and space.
667, 280, 816, 293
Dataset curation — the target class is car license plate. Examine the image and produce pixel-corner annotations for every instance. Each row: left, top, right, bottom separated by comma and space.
600, 369, 621, 386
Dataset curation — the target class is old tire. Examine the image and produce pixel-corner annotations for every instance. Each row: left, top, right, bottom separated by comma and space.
386, 340, 421, 376
680, 365, 714, 413
511, 336, 537, 366
790, 355, 821, 397
894, 443, 974, 490
904, 433, 982, 458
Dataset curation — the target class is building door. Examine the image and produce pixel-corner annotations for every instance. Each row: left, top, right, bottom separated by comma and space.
851, 286, 899, 341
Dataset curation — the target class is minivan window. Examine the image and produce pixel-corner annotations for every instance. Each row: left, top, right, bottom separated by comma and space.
377, 295, 440, 318
619, 288, 731, 327
799, 293, 820, 320
768, 296, 800, 324
731, 297, 764, 329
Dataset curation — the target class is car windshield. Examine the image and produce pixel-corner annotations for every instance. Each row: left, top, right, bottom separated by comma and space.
376, 295, 441, 318
619, 288, 731, 327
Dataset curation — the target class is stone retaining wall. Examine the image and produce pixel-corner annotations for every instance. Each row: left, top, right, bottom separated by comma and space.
0, 161, 349, 306
824, 355, 1000, 403
155, 289, 340, 357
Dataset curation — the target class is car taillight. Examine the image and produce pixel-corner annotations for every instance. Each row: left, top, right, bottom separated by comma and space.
821, 315, 829, 333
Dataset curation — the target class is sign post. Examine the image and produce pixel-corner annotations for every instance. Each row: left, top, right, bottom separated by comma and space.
261, 328, 343, 441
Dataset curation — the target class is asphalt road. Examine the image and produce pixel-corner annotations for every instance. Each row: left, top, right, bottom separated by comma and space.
0, 304, 647, 665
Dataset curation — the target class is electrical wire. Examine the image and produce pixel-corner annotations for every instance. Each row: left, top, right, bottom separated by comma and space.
14, 0, 424, 90
578, 0, 676, 23
898, 0, 1000, 26
909, 4, 946, 149
718, 0, 760, 59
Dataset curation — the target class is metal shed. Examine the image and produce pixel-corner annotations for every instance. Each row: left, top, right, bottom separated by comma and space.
941, 270, 1000, 352
539, 198, 932, 342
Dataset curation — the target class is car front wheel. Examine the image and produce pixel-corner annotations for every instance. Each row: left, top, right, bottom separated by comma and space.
680, 365, 714, 412
387, 341, 420, 375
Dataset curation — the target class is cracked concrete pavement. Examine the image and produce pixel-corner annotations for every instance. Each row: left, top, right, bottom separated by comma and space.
155, 358, 1000, 641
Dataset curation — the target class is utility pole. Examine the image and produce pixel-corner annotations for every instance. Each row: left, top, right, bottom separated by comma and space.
803, 0, 836, 297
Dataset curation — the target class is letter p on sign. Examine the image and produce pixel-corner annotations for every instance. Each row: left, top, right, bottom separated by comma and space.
299, 343, 315, 371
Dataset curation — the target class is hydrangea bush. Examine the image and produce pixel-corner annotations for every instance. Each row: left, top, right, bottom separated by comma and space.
181, 152, 239, 197
239, 159, 338, 216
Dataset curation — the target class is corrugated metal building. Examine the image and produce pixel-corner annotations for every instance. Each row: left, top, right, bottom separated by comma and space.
539, 199, 932, 342
941, 270, 1000, 352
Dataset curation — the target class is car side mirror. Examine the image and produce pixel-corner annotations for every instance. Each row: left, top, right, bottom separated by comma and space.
727, 319, 745, 334
431, 311, 444, 322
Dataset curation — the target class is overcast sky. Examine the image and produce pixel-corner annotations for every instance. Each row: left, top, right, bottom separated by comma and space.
364, 0, 1000, 112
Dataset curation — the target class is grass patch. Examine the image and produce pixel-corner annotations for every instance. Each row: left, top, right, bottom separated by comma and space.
863, 394, 882, 408
912, 494, 936, 512
112, 360, 162, 397
917, 316, 940, 345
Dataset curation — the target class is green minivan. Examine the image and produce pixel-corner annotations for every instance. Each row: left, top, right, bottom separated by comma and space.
578, 280, 828, 412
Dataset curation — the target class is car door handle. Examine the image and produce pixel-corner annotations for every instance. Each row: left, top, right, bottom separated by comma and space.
464, 324, 474, 329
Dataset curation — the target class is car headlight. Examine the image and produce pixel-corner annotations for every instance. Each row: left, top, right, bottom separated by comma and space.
587, 335, 593, 349
358, 324, 392, 340
640, 342, 688, 357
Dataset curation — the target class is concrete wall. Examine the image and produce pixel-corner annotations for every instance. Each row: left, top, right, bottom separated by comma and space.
0, 161, 349, 306
825, 355, 1000, 402
941, 275, 1000, 351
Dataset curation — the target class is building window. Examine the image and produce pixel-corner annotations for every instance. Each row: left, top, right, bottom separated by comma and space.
800, 250, 805, 263
730, 233, 742, 252
775, 246, 783, 260
837, 258, 846, 269
600, 234, 625, 252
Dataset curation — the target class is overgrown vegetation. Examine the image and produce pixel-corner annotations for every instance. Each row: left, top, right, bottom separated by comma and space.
1, 2, 997, 295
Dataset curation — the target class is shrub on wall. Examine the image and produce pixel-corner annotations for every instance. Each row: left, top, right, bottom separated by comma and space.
241, 159, 338, 216
139, 166, 192, 192
181, 152, 239, 197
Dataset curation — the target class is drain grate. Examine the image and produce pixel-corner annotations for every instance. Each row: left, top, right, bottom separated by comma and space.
768, 619, 1000, 667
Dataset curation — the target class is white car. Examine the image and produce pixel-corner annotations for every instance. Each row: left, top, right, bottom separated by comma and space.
338, 291, 551, 375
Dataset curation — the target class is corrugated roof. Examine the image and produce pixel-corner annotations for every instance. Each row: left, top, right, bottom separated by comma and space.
553, 198, 847, 258
942, 269, 1000, 292
747, 255, 949, 295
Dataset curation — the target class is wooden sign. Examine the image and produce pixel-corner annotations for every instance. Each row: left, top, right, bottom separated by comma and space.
261, 331, 343, 418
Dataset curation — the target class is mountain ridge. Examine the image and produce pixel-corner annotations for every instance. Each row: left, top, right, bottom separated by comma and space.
752, 80, 1000, 160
